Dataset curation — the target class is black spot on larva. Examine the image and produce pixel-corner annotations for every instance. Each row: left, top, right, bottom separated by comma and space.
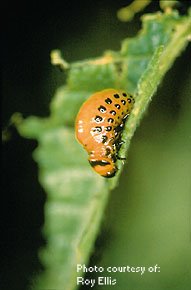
115, 140, 124, 151
105, 147, 111, 156
105, 98, 112, 104
121, 100, 126, 105
108, 118, 114, 123
89, 160, 110, 167
127, 98, 132, 103
95, 115, 103, 122
122, 93, 127, 97
103, 170, 117, 178
123, 113, 129, 120
114, 123, 124, 133
115, 104, 121, 109
93, 126, 102, 132
106, 126, 112, 132
112, 154, 117, 162
114, 93, 120, 99
102, 135, 108, 144
98, 105, 106, 113
110, 110, 116, 116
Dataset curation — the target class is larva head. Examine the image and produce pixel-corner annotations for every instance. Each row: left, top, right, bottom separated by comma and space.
88, 156, 117, 178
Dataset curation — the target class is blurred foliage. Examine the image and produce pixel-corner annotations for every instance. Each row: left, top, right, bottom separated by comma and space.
89, 48, 191, 290
11, 2, 191, 290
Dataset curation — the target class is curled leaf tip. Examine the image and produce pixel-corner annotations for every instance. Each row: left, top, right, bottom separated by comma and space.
50, 49, 70, 70
117, 0, 151, 22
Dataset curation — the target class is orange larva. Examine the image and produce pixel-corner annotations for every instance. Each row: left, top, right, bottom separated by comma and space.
75, 88, 134, 178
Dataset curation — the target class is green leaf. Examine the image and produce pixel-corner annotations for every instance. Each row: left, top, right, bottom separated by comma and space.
14, 7, 191, 290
